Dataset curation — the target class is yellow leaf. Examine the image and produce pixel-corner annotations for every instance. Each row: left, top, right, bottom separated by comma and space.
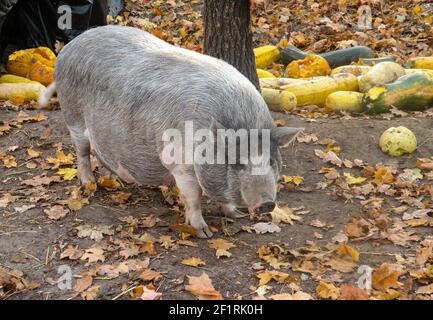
27, 148, 41, 159
374, 166, 394, 185
256, 270, 298, 286
344, 172, 366, 185
182, 257, 206, 267
281, 175, 304, 185
97, 176, 121, 189
337, 243, 360, 262
413, 4, 422, 15
47, 150, 74, 169
207, 239, 236, 258
270, 204, 301, 225
316, 281, 340, 300
57, 168, 78, 180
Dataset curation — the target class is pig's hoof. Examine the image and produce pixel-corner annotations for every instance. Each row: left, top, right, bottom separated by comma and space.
220, 203, 248, 219
79, 172, 96, 185
196, 226, 213, 238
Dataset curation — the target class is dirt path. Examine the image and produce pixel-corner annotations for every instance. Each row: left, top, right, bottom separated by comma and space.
1, 106, 433, 300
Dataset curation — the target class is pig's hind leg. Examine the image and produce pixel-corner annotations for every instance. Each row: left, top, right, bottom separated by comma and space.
68, 125, 95, 184
172, 167, 213, 238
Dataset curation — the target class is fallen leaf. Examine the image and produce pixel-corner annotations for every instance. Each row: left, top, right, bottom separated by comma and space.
182, 257, 206, 267
74, 275, 92, 293
60, 245, 84, 260
22, 175, 61, 187
339, 284, 369, 300
47, 151, 74, 169
44, 205, 69, 220
316, 281, 340, 300
81, 285, 100, 300
75, 225, 114, 241
337, 243, 360, 262
270, 204, 301, 224
138, 269, 162, 282
97, 176, 121, 189
185, 273, 222, 300
207, 239, 236, 258
81, 246, 105, 264
256, 270, 298, 286
56, 168, 78, 181
372, 263, 399, 291
344, 172, 367, 185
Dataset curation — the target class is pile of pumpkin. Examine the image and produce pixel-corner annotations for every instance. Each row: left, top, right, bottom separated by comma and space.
0, 47, 56, 104
255, 45, 433, 114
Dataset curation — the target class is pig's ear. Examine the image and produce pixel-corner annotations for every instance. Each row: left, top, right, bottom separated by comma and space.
271, 127, 304, 147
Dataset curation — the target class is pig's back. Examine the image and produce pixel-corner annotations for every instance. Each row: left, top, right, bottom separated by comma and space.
55, 25, 273, 131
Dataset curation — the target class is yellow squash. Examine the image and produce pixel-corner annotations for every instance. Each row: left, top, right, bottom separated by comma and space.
254, 45, 280, 69
0, 82, 46, 102
280, 73, 359, 107
325, 91, 365, 113
261, 88, 297, 112
405, 57, 433, 70
331, 65, 371, 76
256, 69, 276, 78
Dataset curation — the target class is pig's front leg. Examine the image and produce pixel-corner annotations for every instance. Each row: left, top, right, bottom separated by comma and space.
172, 168, 213, 238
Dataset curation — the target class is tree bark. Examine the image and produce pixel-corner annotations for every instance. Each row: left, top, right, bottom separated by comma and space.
203, 0, 259, 90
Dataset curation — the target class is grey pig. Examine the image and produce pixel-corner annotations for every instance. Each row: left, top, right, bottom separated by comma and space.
39, 25, 303, 238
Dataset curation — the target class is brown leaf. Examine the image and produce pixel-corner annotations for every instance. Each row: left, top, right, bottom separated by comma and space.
44, 205, 69, 220
74, 275, 93, 293
372, 263, 399, 291
60, 245, 84, 260
185, 273, 222, 300
256, 270, 298, 286
207, 239, 236, 258
21, 175, 61, 187
138, 269, 162, 282
339, 284, 369, 300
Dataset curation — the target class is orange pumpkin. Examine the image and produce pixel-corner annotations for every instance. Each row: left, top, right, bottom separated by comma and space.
285, 55, 331, 79
6, 47, 56, 86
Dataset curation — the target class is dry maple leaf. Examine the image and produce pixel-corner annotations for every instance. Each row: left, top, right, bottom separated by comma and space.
21, 175, 61, 187
416, 158, 433, 171
56, 168, 78, 181
246, 222, 281, 234
44, 205, 69, 220
119, 244, 140, 259
110, 192, 131, 204
182, 257, 206, 267
185, 273, 222, 300
270, 204, 301, 225
325, 257, 357, 273
81, 247, 105, 264
316, 281, 340, 300
138, 268, 162, 282
158, 235, 176, 249
256, 270, 299, 286
26, 148, 41, 159
169, 223, 198, 237
257, 245, 289, 270
338, 284, 369, 300
46, 150, 74, 169
344, 217, 371, 238
60, 245, 84, 260
58, 197, 89, 211
207, 238, 236, 258
2, 154, 17, 168
337, 243, 359, 262
74, 274, 93, 293
374, 166, 395, 185
97, 176, 121, 189
372, 263, 400, 291
132, 285, 162, 300
270, 291, 313, 300
81, 285, 100, 300
139, 240, 157, 255
75, 225, 114, 241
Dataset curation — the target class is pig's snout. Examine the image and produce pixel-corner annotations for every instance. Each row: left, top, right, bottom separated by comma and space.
253, 201, 276, 214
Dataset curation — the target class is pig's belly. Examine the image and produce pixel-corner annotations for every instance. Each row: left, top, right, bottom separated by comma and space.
86, 128, 173, 186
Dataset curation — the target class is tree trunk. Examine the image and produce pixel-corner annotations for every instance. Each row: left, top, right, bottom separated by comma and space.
203, 0, 259, 90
